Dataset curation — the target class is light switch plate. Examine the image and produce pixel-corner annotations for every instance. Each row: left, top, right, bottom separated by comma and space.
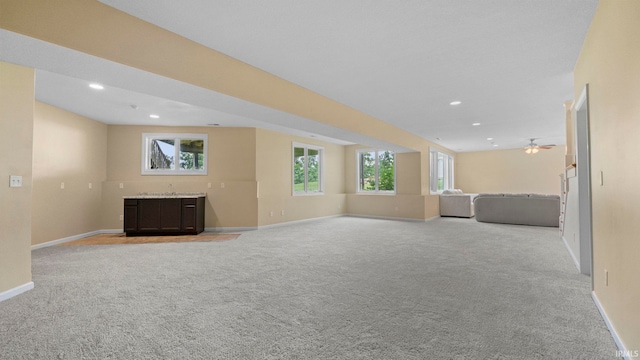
9, 175, 22, 188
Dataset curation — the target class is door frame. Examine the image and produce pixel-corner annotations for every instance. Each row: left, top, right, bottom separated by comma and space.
575, 84, 593, 282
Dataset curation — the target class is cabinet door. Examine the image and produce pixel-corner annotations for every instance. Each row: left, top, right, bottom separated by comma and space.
160, 198, 182, 231
123, 199, 138, 232
138, 199, 161, 231
182, 199, 197, 232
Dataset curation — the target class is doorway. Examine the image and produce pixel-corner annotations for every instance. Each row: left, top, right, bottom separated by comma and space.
575, 84, 593, 280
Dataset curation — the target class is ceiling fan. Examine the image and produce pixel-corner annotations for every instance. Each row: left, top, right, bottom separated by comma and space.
524, 138, 553, 154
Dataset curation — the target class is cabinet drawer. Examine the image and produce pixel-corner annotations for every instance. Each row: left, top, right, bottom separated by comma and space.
124, 199, 138, 206
182, 198, 197, 206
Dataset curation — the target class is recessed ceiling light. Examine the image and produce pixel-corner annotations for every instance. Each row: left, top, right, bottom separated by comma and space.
436, 137, 441, 141
472, 123, 481, 126
89, 83, 104, 90
493, 144, 499, 147
149, 114, 160, 119
449, 101, 462, 106
486, 137, 493, 141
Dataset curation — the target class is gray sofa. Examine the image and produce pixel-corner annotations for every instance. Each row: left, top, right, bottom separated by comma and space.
473, 193, 560, 227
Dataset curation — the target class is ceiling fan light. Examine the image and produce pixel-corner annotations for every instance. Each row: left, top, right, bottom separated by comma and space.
532, 148, 539, 154
525, 148, 532, 154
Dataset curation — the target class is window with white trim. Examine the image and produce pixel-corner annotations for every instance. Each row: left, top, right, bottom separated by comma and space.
293, 143, 324, 195
357, 149, 395, 193
430, 149, 454, 193
141, 133, 208, 175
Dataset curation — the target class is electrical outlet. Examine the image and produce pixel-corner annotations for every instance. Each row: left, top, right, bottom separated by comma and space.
221, 182, 225, 188
270, 211, 274, 217
60, 182, 65, 189
119, 182, 124, 189
9, 175, 22, 188
207, 182, 212, 189
88, 182, 92, 189
119, 215, 124, 221
281, 210, 285, 216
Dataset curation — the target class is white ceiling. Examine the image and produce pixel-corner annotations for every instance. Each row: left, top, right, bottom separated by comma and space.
1, 1, 598, 152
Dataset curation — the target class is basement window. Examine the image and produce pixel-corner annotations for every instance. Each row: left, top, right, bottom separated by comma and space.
430, 149, 454, 193
141, 133, 208, 175
357, 149, 395, 193
293, 143, 324, 195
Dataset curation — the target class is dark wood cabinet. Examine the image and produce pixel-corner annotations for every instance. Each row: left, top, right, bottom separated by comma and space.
123, 200, 138, 232
123, 196, 205, 236
181, 198, 198, 231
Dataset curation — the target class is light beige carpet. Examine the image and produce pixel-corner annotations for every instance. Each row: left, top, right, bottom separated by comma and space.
59, 232, 240, 246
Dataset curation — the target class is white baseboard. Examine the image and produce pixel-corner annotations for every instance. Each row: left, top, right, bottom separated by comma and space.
31, 229, 123, 250
591, 291, 633, 359
561, 235, 581, 272
257, 214, 344, 230
346, 213, 429, 222
205, 226, 258, 233
0, 282, 34, 303
208, 213, 442, 232
31, 230, 101, 250
31, 214, 449, 248
100, 229, 124, 234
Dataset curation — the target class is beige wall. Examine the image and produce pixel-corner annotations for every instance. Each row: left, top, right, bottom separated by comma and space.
31, 102, 107, 245
0, 62, 33, 293
574, 0, 640, 351
455, 147, 565, 195
32, 112, 440, 232
104, 125, 259, 229
255, 128, 346, 226
396, 152, 423, 196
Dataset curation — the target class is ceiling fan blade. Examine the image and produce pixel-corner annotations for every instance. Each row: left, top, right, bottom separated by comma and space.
538, 145, 553, 149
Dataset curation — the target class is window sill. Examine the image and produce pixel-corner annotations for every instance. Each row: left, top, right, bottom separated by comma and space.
142, 171, 208, 176
293, 192, 325, 197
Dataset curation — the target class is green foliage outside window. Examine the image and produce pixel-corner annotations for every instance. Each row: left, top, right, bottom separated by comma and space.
378, 151, 395, 191
294, 145, 322, 193
359, 150, 394, 192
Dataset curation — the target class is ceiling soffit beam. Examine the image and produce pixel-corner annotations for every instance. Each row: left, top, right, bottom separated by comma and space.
0, 0, 430, 153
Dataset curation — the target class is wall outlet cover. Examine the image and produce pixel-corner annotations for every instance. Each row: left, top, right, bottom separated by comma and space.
9, 175, 22, 188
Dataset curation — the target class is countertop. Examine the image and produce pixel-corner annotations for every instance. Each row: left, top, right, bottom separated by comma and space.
123, 192, 207, 199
